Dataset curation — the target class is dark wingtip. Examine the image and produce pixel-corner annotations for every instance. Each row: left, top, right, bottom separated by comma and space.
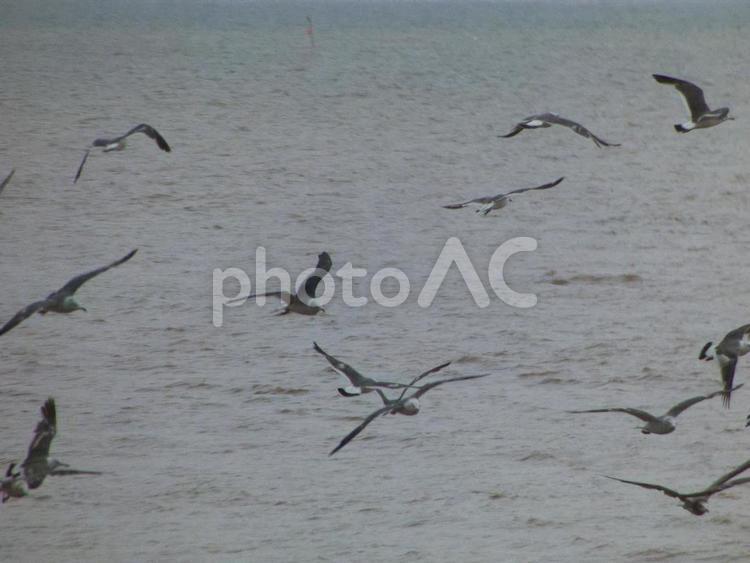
313, 341, 324, 354
699, 342, 712, 360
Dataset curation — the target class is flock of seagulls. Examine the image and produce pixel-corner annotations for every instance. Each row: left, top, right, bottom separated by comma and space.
1, 70, 747, 519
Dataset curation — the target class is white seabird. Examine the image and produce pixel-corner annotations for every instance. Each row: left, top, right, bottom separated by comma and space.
499, 112, 620, 147
653, 74, 733, 132
443, 177, 564, 216
568, 385, 741, 434
0, 248, 137, 337
699, 324, 750, 407
74, 123, 171, 183
329, 373, 489, 456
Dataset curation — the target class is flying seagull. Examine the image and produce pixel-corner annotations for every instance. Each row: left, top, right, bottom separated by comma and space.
699, 324, 750, 407
74, 123, 171, 183
606, 457, 750, 516
499, 113, 620, 147
0, 463, 27, 503
0, 248, 137, 337
232, 252, 332, 315
653, 74, 733, 133
0, 169, 15, 197
443, 177, 564, 216
329, 373, 489, 456
314, 341, 450, 397
21, 398, 101, 489
568, 385, 742, 434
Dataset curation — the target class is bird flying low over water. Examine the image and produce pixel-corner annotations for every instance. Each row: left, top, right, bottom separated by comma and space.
1, 463, 27, 503
499, 113, 620, 147
606, 457, 750, 516
329, 373, 489, 456
568, 385, 742, 435
21, 399, 102, 490
0, 169, 15, 197
314, 342, 450, 397
74, 123, 171, 183
699, 324, 750, 407
443, 177, 564, 216
231, 252, 332, 315
653, 74, 733, 133
0, 248, 137, 337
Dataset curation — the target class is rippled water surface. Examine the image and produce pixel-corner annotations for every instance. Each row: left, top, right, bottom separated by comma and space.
3, 1, 750, 561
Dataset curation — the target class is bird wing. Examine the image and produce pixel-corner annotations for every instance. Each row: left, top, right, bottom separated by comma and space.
329, 403, 395, 456
506, 177, 565, 196
0, 299, 49, 337
313, 342, 367, 386
605, 476, 682, 499
300, 252, 332, 302
411, 373, 489, 399
498, 123, 525, 138
666, 386, 741, 417
396, 361, 452, 401
718, 355, 738, 407
125, 124, 172, 152
567, 407, 659, 424
691, 476, 750, 499
58, 248, 138, 296
245, 291, 289, 303
706, 458, 750, 490
73, 150, 90, 184
543, 114, 620, 147
443, 196, 497, 209
22, 399, 57, 488
0, 169, 15, 195
652, 74, 709, 120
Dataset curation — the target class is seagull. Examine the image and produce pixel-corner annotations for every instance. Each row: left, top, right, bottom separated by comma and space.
329, 373, 489, 456
568, 386, 741, 434
232, 252, 332, 315
0, 169, 15, 197
0, 463, 27, 503
21, 398, 102, 489
653, 74, 733, 133
443, 177, 564, 216
0, 248, 137, 337
699, 324, 750, 407
606, 457, 750, 516
74, 123, 171, 183
314, 341, 450, 397
499, 113, 620, 147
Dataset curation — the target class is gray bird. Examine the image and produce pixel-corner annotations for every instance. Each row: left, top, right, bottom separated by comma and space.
499, 112, 620, 147
653, 74, 733, 133
21, 398, 101, 489
232, 252, 332, 315
606, 457, 750, 516
314, 341, 450, 397
699, 324, 750, 407
330, 373, 489, 456
0, 248, 137, 337
568, 385, 741, 434
0, 169, 15, 197
74, 123, 171, 183
443, 177, 564, 216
